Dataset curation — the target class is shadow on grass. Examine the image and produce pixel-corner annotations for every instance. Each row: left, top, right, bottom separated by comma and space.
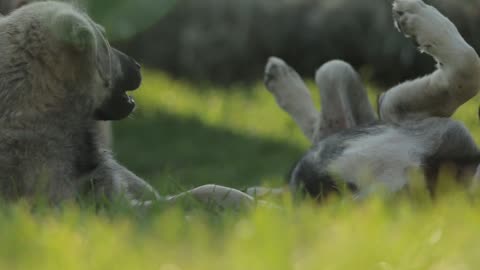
112, 111, 305, 193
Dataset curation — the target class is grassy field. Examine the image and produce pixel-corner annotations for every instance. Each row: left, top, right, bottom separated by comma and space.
113, 70, 313, 192
3, 70, 480, 269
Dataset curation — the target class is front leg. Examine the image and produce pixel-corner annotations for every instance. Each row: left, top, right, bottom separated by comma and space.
167, 185, 256, 210
379, 0, 480, 123
264, 57, 320, 143
89, 156, 161, 204
97, 158, 257, 210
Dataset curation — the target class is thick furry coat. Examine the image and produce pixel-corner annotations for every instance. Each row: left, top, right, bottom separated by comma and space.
0, 1, 158, 203
264, 0, 480, 200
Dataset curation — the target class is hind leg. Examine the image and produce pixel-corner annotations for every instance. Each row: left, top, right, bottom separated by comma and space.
264, 58, 376, 143
379, 0, 480, 123
314, 60, 376, 142
102, 161, 258, 210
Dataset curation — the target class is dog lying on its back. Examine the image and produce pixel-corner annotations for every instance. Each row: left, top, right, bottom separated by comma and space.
290, 118, 480, 199
264, 0, 480, 200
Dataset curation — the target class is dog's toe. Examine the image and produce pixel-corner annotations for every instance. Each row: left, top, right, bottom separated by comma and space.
264, 57, 292, 87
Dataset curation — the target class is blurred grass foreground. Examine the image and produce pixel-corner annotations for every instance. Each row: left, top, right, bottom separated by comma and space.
2, 70, 480, 269
4, 194, 480, 269
2, 0, 480, 268
114, 70, 480, 193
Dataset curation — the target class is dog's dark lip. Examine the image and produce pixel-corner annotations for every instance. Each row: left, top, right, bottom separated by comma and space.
124, 83, 141, 92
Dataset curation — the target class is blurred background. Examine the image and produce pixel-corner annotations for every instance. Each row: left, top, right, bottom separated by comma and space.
97, 0, 480, 86
1, 0, 480, 193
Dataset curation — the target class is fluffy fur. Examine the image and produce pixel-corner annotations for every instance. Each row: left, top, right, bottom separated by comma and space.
379, 0, 480, 123
0, 1, 258, 209
0, 1, 160, 203
290, 118, 480, 199
264, 0, 480, 200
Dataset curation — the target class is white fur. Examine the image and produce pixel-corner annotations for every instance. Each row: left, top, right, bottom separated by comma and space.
380, 0, 480, 123
327, 128, 426, 195
313, 60, 376, 142
264, 57, 319, 142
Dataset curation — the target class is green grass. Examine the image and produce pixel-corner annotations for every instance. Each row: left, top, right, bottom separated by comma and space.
113, 71, 480, 191
113, 71, 311, 191
4, 70, 480, 269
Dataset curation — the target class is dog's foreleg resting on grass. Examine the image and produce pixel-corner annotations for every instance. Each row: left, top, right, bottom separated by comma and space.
94, 160, 257, 210
379, 0, 480, 123
166, 185, 255, 209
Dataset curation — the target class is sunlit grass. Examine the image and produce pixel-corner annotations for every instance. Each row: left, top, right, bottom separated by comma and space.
113, 71, 309, 189
132, 70, 480, 145
3, 70, 480, 268
3, 194, 480, 269
133, 70, 311, 146
114, 70, 480, 190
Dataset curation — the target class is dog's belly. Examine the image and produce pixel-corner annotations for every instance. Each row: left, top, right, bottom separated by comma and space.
328, 127, 428, 195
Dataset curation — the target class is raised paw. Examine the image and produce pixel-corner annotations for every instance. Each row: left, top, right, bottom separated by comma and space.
264, 57, 300, 91
263, 56, 313, 109
264, 57, 319, 142
392, 0, 465, 59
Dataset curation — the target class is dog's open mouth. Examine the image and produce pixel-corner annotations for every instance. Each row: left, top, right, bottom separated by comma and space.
123, 85, 137, 105
94, 89, 137, 121
94, 48, 142, 121
123, 90, 136, 114
122, 90, 136, 110
94, 76, 141, 121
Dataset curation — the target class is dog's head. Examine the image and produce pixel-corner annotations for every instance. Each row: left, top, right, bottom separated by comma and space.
51, 4, 143, 121
0, 2, 142, 122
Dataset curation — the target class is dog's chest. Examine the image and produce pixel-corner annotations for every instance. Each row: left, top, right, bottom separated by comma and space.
328, 128, 428, 193
72, 130, 100, 178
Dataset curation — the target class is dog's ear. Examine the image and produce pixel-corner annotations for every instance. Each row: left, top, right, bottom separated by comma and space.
51, 11, 95, 52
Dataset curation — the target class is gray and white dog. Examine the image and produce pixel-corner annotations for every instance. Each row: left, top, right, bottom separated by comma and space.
264, 0, 480, 200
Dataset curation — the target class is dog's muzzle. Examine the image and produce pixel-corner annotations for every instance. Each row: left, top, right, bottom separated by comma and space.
95, 49, 142, 121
